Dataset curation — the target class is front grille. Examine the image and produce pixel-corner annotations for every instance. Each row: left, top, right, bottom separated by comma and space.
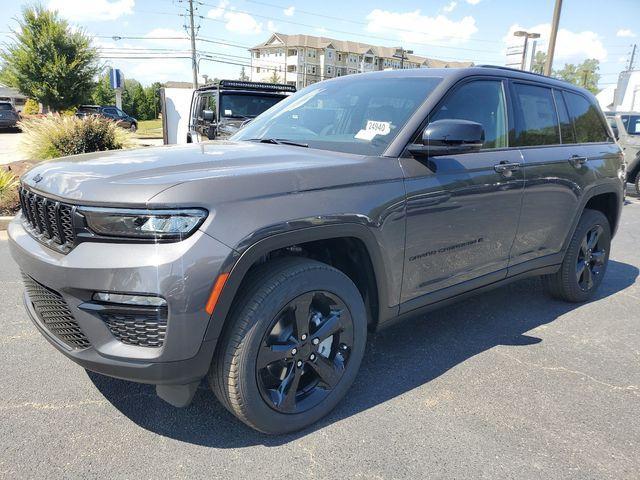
100, 312, 167, 347
22, 274, 91, 349
19, 188, 75, 252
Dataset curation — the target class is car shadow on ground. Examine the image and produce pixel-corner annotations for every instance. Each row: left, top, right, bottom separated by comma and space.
88, 259, 638, 448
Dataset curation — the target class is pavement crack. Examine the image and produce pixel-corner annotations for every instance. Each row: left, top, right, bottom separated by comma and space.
495, 350, 639, 396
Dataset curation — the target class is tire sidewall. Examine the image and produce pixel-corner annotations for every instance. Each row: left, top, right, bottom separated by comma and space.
232, 263, 367, 433
561, 210, 611, 301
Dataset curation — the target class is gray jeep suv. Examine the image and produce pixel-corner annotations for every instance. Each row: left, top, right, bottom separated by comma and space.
8, 67, 624, 434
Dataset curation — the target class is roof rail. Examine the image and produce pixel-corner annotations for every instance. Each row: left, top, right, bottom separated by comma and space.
476, 65, 554, 80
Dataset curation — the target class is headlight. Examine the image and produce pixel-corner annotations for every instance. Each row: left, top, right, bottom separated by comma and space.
79, 207, 207, 240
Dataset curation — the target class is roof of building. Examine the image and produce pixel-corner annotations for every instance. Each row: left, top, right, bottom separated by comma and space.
251, 33, 472, 68
0, 84, 27, 99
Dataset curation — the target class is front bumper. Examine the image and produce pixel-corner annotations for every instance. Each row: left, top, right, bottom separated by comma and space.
8, 214, 233, 385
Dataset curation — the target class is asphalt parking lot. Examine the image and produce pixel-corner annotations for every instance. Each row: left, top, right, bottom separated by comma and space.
1, 197, 639, 479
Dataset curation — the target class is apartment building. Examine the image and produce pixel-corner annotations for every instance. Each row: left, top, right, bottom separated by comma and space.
249, 33, 473, 89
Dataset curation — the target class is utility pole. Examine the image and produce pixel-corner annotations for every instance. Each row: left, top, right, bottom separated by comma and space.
393, 47, 413, 70
544, 0, 563, 76
188, 0, 198, 89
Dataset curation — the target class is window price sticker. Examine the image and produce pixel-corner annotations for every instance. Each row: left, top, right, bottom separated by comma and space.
355, 120, 391, 141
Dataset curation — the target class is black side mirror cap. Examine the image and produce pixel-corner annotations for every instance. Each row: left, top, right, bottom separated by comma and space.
408, 119, 484, 157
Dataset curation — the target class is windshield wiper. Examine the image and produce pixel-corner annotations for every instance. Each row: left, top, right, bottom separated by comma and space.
249, 138, 309, 148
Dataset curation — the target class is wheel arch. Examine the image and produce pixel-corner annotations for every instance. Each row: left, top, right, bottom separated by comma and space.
203, 224, 392, 347
562, 182, 623, 252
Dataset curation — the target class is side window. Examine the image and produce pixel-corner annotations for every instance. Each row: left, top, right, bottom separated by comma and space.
564, 91, 610, 143
430, 80, 507, 149
512, 83, 560, 146
553, 89, 575, 144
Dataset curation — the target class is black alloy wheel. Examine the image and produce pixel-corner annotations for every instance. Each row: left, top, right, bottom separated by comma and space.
576, 225, 606, 292
256, 291, 354, 414
543, 208, 611, 302
208, 258, 367, 434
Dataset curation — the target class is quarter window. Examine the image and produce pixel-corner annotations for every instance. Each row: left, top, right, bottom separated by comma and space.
430, 80, 508, 149
564, 91, 610, 143
512, 83, 560, 146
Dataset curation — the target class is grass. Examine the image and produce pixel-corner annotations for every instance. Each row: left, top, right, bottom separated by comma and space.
135, 119, 163, 139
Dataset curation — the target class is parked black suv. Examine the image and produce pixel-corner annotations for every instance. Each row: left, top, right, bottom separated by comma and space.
187, 79, 295, 142
10, 67, 624, 434
76, 105, 138, 132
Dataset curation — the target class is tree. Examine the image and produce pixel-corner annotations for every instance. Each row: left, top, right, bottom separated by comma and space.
1, 5, 100, 112
554, 59, 600, 94
268, 70, 281, 84
239, 66, 249, 81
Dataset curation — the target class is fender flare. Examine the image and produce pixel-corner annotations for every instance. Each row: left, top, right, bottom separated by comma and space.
561, 180, 623, 252
202, 223, 394, 345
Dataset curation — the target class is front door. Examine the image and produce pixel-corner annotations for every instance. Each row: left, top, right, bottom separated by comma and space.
399, 78, 524, 306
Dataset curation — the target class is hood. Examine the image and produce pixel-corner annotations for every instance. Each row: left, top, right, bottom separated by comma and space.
21, 141, 394, 207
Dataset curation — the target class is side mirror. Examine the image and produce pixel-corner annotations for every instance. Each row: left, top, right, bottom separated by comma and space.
408, 119, 484, 157
202, 109, 215, 122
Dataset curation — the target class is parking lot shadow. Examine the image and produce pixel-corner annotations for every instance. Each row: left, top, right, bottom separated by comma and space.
88, 259, 638, 447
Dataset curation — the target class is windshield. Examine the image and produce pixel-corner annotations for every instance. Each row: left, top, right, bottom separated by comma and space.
621, 115, 640, 135
220, 93, 285, 119
0, 103, 14, 111
232, 76, 442, 155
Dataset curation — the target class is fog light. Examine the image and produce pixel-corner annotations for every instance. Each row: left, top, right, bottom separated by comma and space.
92, 292, 167, 307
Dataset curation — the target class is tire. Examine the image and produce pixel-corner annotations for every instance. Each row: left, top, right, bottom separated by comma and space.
208, 257, 367, 434
635, 172, 640, 196
543, 209, 611, 302
129, 123, 137, 133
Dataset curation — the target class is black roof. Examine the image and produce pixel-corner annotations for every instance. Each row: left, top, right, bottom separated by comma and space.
197, 79, 296, 93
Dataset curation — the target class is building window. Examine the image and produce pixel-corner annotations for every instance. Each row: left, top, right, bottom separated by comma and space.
328, 51, 333, 59
255, 51, 260, 58
327, 66, 332, 74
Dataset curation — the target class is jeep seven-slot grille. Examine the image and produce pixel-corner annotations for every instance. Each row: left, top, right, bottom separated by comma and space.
19, 188, 75, 251
21, 274, 91, 349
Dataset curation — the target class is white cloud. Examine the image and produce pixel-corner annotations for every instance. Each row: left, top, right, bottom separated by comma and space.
442, 1, 457, 13
504, 24, 607, 64
207, 1, 263, 35
47, 0, 134, 22
466, 0, 481, 4
284, 6, 295, 16
366, 9, 477, 44
616, 29, 636, 38
267, 20, 278, 32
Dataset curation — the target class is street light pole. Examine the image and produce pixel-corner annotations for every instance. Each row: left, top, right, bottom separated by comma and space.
513, 31, 540, 71
393, 47, 414, 70
545, 0, 563, 76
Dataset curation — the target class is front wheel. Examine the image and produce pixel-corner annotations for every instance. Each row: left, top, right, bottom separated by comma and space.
129, 123, 137, 133
209, 258, 367, 434
543, 209, 611, 302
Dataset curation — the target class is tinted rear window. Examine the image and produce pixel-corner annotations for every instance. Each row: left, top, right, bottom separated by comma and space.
0, 103, 13, 111
512, 83, 560, 146
564, 92, 609, 143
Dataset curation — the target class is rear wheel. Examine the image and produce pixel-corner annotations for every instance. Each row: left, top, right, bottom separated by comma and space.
129, 123, 137, 133
635, 171, 640, 196
209, 258, 367, 434
543, 209, 611, 302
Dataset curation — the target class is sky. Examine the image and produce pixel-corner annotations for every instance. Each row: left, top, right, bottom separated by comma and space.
0, 0, 638, 88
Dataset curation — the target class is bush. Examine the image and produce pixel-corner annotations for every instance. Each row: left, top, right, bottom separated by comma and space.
23, 98, 39, 115
0, 169, 19, 215
18, 115, 135, 160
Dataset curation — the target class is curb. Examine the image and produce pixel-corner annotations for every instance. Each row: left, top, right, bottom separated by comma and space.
0, 216, 14, 231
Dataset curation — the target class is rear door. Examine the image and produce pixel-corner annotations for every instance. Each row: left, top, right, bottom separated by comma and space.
507, 83, 614, 272
399, 77, 525, 305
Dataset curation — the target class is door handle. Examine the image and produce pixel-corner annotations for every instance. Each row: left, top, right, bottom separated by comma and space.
569, 155, 588, 167
494, 162, 521, 174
